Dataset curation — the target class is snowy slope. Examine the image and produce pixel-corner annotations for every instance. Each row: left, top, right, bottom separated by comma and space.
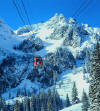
3, 66, 90, 111
3, 79, 40, 100
36, 38, 64, 57
14, 14, 67, 57
54, 67, 89, 111
55, 67, 89, 102
15, 14, 98, 59
0, 19, 25, 63
0, 13, 100, 111
60, 103, 82, 111
0, 19, 21, 50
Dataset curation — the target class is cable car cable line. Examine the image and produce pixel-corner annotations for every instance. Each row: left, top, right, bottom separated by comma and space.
75, 0, 93, 18
72, 0, 93, 19
11, 0, 31, 33
20, 0, 33, 30
72, 0, 88, 18
11, 0, 26, 26
15, 0, 25, 22
11, 0, 32, 33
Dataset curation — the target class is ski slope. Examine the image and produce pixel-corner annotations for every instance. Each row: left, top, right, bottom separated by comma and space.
60, 103, 82, 111
55, 67, 89, 101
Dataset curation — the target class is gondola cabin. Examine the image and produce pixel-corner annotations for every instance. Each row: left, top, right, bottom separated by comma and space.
34, 56, 43, 68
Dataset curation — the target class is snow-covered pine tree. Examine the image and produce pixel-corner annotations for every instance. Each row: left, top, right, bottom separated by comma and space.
0, 97, 6, 111
19, 103, 23, 111
41, 104, 45, 111
14, 100, 20, 111
55, 90, 61, 111
26, 97, 30, 111
9, 105, 14, 111
23, 97, 30, 111
89, 42, 100, 111
53, 71, 58, 87
0, 97, 3, 109
2, 98, 6, 111
22, 100, 25, 111
47, 89, 52, 110
0, 108, 4, 111
0, 108, 5, 111
81, 89, 90, 111
36, 94, 40, 111
30, 94, 36, 111
59, 99, 63, 110
52, 97, 57, 111
6, 104, 10, 111
65, 93, 71, 107
83, 49, 91, 83
40, 90, 45, 110
47, 89, 51, 98
47, 98, 53, 111
51, 86, 57, 111
83, 65, 86, 80
72, 65, 77, 75
85, 49, 91, 73
52, 88, 61, 111
72, 81, 79, 105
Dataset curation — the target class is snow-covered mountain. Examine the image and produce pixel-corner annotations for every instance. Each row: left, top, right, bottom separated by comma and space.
0, 13, 100, 111
0, 19, 21, 61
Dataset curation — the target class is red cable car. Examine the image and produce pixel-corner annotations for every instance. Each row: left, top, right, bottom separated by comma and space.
34, 56, 43, 68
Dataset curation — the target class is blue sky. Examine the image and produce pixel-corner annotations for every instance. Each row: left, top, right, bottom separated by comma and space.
0, 0, 100, 30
